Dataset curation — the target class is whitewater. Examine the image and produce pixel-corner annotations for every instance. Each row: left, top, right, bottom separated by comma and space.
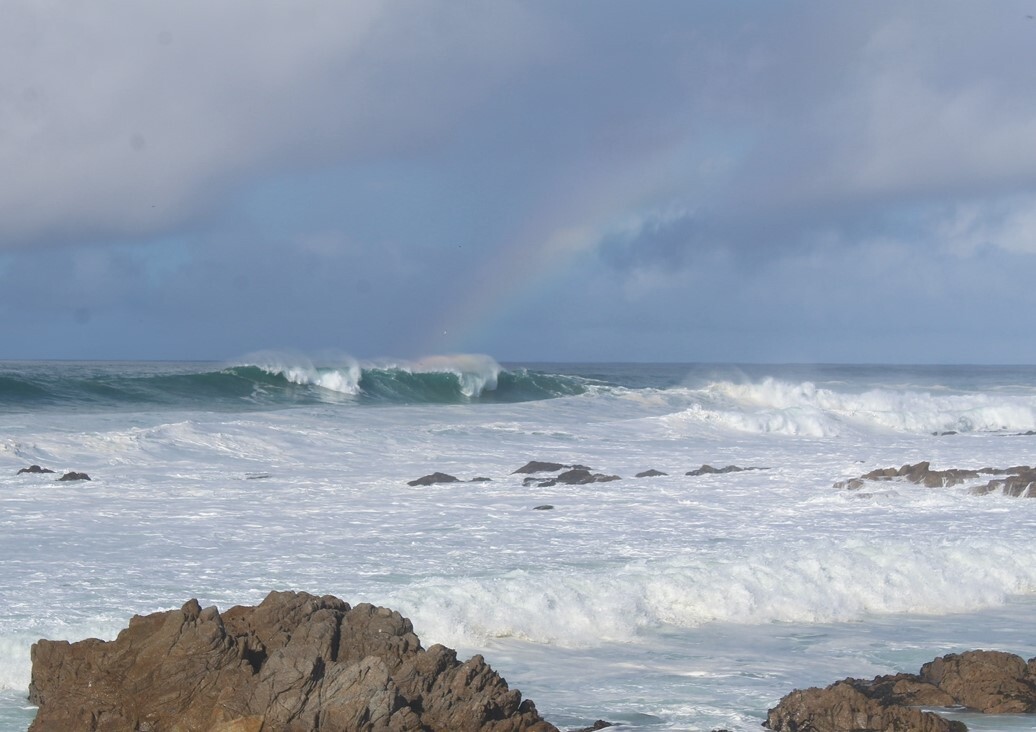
2, 358, 1036, 731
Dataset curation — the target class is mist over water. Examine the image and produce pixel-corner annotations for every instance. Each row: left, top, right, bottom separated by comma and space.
3, 359, 1036, 730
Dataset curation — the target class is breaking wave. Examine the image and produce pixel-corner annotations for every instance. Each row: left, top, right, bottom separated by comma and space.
0, 355, 589, 411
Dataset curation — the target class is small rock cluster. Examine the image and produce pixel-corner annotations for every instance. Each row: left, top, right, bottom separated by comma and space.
407, 460, 766, 489
835, 461, 1036, 497
16, 465, 90, 481
766, 649, 1036, 732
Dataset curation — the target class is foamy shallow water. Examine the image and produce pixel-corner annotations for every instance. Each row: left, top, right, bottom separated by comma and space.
2, 361, 1036, 730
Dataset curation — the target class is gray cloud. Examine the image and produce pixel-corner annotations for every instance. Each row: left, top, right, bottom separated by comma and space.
3, 1, 1036, 361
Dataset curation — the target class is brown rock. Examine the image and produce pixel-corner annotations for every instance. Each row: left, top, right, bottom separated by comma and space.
765, 679, 965, 732
29, 590, 558, 732
919, 650, 1036, 713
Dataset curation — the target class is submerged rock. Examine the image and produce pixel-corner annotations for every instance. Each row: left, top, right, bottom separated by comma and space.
532, 505, 555, 511
29, 590, 558, 732
17, 465, 54, 475
635, 469, 667, 478
407, 472, 460, 486
765, 649, 1036, 732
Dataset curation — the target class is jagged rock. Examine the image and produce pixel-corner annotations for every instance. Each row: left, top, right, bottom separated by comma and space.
407, 472, 460, 486
513, 461, 566, 474
17, 465, 55, 475
685, 465, 762, 477
834, 462, 1036, 496
29, 590, 557, 732
555, 469, 620, 485
635, 469, 667, 478
57, 471, 90, 481
765, 649, 1036, 731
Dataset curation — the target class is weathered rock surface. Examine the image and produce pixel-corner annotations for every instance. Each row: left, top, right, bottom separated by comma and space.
17, 465, 55, 475
29, 590, 558, 732
766, 649, 1036, 732
407, 472, 460, 486
834, 462, 1036, 496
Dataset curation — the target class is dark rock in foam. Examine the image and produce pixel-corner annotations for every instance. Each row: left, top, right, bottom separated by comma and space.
17, 465, 55, 475
57, 471, 90, 481
29, 590, 558, 732
635, 469, 667, 478
407, 472, 460, 486
834, 461, 1036, 496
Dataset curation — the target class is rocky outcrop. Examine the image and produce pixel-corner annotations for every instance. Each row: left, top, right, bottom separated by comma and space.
834, 462, 1036, 496
17, 465, 55, 475
29, 590, 558, 732
635, 469, 667, 478
766, 649, 1036, 732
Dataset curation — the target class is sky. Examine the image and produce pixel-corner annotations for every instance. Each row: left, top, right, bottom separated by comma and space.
3, 1, 1036, 363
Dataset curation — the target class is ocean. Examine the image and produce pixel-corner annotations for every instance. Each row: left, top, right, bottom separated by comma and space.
2, 357, 1036, 731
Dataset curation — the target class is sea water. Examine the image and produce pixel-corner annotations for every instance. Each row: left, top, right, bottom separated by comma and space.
2, 358, 1036, 731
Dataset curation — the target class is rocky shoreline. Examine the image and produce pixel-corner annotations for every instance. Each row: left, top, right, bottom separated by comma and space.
30, 590, 562, 732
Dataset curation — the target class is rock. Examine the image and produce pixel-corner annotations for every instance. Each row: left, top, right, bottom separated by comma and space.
918, 650, 1036, 713
513, 461, 566, 474
686, 465, 762, 477
766, 649, 1036, 731
634, 469, 667, 478
407, 472, 460, 486
555, 469, 620, 485
532, 505, 554, 511
57, 471, 90, 481
569, 722, 613, 732
469, 477, 492, 483
835, 462, 1036, 497
17, 465, 55, 475
765, 679, 965, 732
29, 590, 558, 732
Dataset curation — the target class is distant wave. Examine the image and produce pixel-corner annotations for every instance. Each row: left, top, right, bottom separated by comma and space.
0, 355, 590, 411
666, 377, 1036, 436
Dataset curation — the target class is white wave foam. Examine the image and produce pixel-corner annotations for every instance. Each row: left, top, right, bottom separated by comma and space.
241, 351, 362, 396
669, 378, 1036, 436
395, 353, 502, 397
390, 537, 1036, 650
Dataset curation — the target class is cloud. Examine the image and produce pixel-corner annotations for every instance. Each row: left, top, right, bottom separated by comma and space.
0, 0, 549, 249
